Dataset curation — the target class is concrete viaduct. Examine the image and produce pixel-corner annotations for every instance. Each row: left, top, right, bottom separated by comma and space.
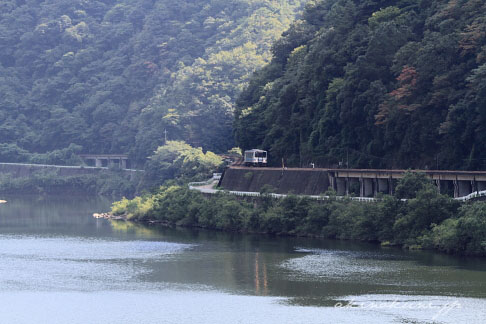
329, 169, 486, 198
79, 154, 129, 169
223, 167, 486, 199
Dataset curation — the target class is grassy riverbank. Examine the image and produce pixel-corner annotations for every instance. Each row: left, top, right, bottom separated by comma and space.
111, 173, 486, 257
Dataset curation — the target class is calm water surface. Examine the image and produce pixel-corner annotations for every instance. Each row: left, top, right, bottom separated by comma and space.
1, 195, 486, 324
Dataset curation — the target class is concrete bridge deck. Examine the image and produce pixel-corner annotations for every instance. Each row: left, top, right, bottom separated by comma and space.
230, 166, 486, 179
192, 175, 486, 203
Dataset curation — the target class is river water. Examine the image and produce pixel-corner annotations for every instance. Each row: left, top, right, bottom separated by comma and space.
1, 195, 486, 324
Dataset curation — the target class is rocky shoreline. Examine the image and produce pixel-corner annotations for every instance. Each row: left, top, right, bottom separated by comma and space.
93, 213, 126, 220
92, 212, 170, 225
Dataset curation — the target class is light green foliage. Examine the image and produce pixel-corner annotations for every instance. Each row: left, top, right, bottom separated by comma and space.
368, 7, 401, 29
140, 141, 223, 189
227, 147, 242, 156
111, 196, 155, 219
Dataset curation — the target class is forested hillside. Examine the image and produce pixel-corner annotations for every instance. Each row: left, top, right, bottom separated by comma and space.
0, 0, 305, 164
235, 0, 486, 170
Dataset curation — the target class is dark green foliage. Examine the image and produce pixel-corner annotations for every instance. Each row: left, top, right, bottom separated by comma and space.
259, 184, 277, 194
235, 0, 486, 170
28, 144, 84, 165
0, 0, 305, 164
393, 185, 460, 245
0, 169, 136, 197
0, 144, 29, 162
394, 171, 431, 199
421, 202, 486, 256
0, 142, 83, 165
374, 195, 402, 242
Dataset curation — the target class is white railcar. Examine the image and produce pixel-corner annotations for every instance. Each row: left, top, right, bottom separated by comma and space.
244, 149, 267, 166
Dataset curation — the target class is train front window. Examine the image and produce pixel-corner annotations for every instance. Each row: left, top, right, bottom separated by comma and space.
255, 152, 267, 158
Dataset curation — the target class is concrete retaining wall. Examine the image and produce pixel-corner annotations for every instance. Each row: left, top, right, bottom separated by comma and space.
0, 163, 142, 180
219, 168, 331, 195
0, 163, 103, 177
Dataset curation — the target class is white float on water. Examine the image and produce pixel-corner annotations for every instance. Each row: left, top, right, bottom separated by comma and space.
0, 200, 6, 204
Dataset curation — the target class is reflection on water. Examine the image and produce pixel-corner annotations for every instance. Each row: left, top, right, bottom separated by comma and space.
109, 219, 163, 238
0, 235, 195, 291
1, 195, 486, 324
0, 194, 112, 236
281, 248, 486, 297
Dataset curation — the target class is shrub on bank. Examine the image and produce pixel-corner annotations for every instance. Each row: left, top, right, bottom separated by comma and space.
420, 202, 486, 255
111, 172, 485, 256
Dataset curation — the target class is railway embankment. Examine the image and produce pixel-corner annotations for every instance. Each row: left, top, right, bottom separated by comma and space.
219, 167, 330, 195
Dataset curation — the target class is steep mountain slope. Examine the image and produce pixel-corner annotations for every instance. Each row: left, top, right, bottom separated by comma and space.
235, 0, 486, 170
0, 0, 305, 163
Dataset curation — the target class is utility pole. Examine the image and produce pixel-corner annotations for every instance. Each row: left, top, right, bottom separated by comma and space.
347, 149, 349, 169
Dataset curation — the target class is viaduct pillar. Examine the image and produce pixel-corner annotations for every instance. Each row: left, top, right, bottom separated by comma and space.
478, 181, 486, 192
336, 178, 346, 196
363, 178, 374, 197
377, 178, 389, 195
458, 180, 472, 197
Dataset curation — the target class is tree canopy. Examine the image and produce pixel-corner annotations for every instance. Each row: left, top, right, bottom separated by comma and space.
0, 0, 305, 164
234, 0, 486, 170
140, 140, 223, 189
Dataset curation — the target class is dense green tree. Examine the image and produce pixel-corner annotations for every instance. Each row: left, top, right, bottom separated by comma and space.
394, 171, 430, 199
0, 0, 305, 165
235, 0, 486, 170
421, 202, 486, 256
140, 140, 223, 189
